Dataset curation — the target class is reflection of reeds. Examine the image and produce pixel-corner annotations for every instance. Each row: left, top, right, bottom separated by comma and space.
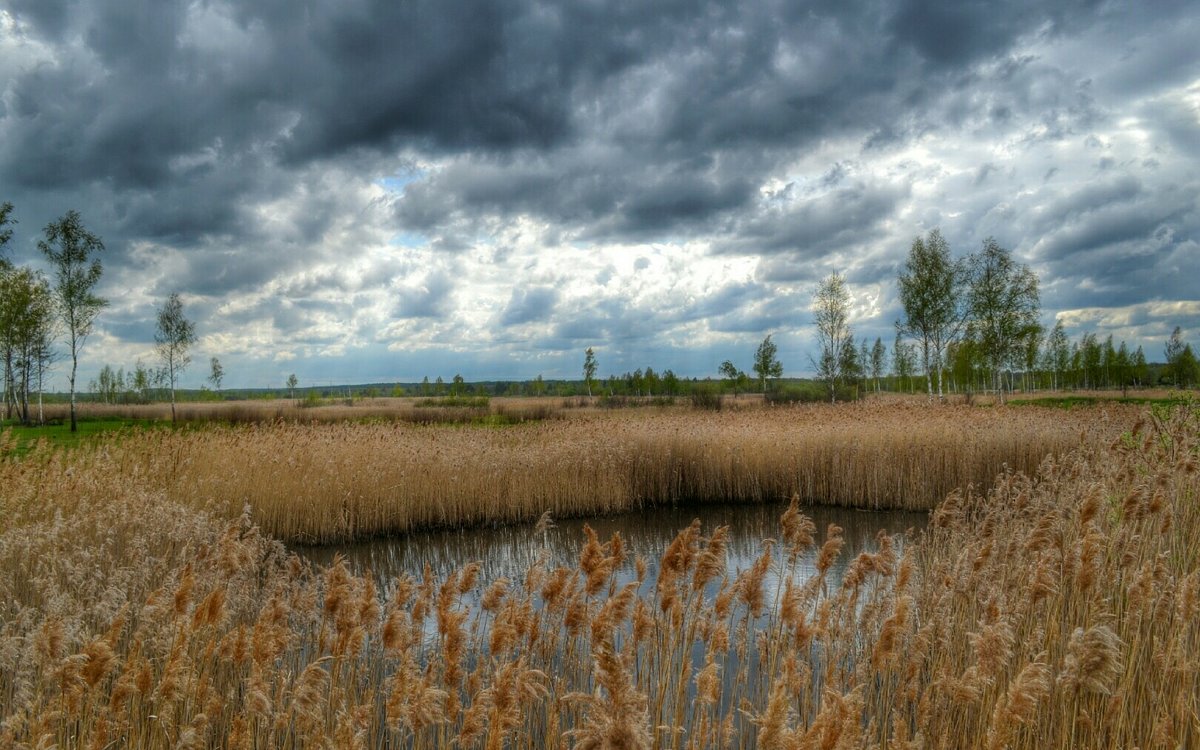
5, 401, 1138, 543
1, 404, 1197, 748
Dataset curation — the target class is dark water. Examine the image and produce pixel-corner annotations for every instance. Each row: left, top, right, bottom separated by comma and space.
297, 502, 928, 597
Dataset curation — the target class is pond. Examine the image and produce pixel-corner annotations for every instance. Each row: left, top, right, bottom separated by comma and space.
297, 501, 929, 598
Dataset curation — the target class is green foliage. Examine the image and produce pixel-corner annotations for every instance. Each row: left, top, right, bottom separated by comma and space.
892, 331, 917, 392
813, 273, 852, 402
965, 238, 1040, 400
583, 347, 597, 396
764, 381, 833, 404
1010, 394, 1196, 409
1045, 319, 1070, 389
39, 210, 106, 432
0, 417, 167, 456
897, 228, 969, 397
596, 393, 630, 408
870, 337, 886, 390
155, 292, 197, 422
1175, 345, 1198, 389
1165, 327, 1198, 388
131, 361, 152, 403
661, 369, 679, 396
689, 384, 722, 411
753, 334, 783, 392
93, 364, 124, 404
209, 357, 224, 392
0, 201, 14, 257
0, 265, 56, 424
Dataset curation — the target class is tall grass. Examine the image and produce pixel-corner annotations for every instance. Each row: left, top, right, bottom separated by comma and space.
1, 404, 1196, 748
5, 401, 1141, 543
30, 396, 569, 426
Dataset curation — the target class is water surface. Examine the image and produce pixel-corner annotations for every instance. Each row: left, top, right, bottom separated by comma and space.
298, 502, 928, 596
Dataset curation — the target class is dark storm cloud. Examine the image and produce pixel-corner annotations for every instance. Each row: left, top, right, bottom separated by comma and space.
887, 0, 1100, 68
1037, 201, 1186, 265
5, 0, 70, 39
2, 0, 1198, 382
537, 280, 801, 356
680, 281, 765, 323
2, 0, 1105, 254
101, 317, 158, 345
394, 148, 764, 243
161, 245, 310, 297
718, 181, 910, 259
499, 286, 559, 327
394, 271, 456, 320
706, 299, 796, 335
545, 295, 666, 349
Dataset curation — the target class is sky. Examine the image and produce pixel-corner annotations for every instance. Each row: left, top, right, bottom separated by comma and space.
0, 0, 1197, 389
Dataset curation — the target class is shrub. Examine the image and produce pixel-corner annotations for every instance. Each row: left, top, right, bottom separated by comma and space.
414, 396, 490, 408
689, 386, 723, 411
764, 383, 825, 404
597, 394, 631, 409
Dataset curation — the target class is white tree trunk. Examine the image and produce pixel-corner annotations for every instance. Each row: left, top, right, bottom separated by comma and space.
69, 344, 78, 432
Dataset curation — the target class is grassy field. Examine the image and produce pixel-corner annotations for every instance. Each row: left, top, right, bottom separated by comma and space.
0, 399, 1196, 748
0, 417, 167, 456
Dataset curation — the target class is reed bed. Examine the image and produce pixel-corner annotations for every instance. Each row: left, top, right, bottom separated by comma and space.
1, 403, 1197, 748
5, 401, 1140, 543
33, 397, 569, 426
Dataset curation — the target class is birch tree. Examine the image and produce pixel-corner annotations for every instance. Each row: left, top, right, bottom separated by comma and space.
753, 334, 783, 393
155, 292, 196, 422
1165, 327, 1186, 388
39, 210, 106, 432
583, 347, 597, 397
209, 356, 224, 393
0, 267, 56, 423
812, 272, 852, 402
897, 229, 968, 401
1045, 319, 1069, 391
965, 238, 1039, 403
0, 201, 13, 260
870, 337, 886, 392
892, 330, 913, 393
1, 204, 15, 418
1021, 324, 1042, 392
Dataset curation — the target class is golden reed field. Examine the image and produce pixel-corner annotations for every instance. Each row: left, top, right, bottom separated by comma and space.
6, 399, 1143, 543
0, 399, 1197, 748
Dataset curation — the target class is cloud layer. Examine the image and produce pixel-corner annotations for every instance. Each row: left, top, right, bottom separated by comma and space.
1, 0, 1197, 386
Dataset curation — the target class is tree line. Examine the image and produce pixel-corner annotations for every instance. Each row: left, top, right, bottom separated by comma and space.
1, 206, 106, 429
892, 229, 1195, 400
709, 228, 1196, 402
4, 200, 1195, 419
1, 204, 200, 428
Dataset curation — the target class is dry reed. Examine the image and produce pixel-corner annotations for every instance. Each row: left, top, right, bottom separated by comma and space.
1, 402, 1196, 748
34, 396, 569, 426
5, 401, 1138, 543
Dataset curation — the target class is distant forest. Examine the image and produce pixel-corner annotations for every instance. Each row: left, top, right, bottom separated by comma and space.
3, 206, 1198, 424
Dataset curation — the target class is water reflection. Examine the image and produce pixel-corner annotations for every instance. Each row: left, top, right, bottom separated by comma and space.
297, 502, 928, 596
